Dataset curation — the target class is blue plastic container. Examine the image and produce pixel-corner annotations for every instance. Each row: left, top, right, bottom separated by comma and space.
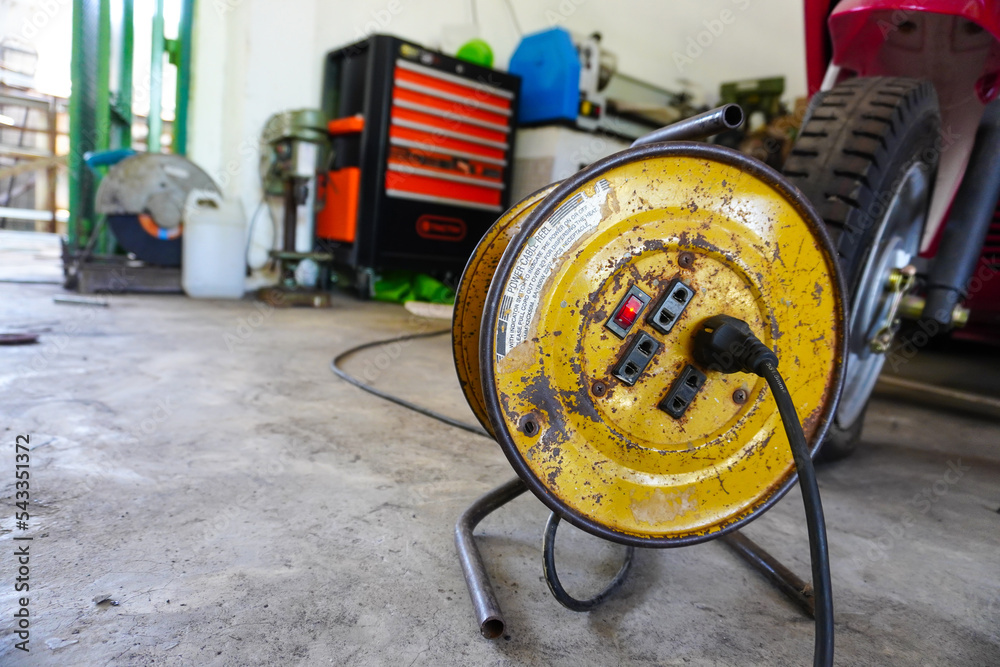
508, 28, 579, 125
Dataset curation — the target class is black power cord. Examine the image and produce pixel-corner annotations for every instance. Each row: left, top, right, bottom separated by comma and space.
542, 512, 635, 611
330, 329, 491, 438
694, 314, 835, 667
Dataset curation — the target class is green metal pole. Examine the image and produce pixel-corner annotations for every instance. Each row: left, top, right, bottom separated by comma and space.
149, 0, 164, 153
95, 0, 111, 152
68, 0, 84, 248
173, 0, 195, 156
95, 0, 114, 253
113, 0, 134, 149
68, 0, 99, 250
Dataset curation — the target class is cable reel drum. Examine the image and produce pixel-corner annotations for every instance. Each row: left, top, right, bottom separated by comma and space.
456, 124, 846, 545
452, 106, 847, 661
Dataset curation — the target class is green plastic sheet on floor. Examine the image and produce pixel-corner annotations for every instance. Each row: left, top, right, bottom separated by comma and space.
372, 271, 455, 304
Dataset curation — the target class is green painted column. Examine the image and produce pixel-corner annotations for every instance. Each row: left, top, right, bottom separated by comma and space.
112, 0, 134, 150
95, 0, 114, 253
148, 0, 164, 152
68, 0, 100, 249
173, 0, 195, 156
95, 0, 111, 153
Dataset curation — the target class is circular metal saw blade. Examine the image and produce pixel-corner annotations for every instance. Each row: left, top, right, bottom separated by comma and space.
95, 153, 220, 230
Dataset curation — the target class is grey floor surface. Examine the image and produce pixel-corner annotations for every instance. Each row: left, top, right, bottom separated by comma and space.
0, 251, 998, 665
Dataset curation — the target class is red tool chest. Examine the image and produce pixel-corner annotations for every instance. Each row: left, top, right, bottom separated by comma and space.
318, 35, 520, 281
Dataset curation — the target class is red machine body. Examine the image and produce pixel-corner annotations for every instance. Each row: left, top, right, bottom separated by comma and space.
804, 0, 1000, 340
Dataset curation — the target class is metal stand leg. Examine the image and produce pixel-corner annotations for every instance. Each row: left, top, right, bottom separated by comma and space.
456, 482, 816, 640
455, 477, 528, 639
720, 531, 815, 618
456, 479, 640, 638
65, 216, 107, 289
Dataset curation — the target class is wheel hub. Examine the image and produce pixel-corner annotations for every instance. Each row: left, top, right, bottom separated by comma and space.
837, 162, 928, 426
867, 265, 917, 353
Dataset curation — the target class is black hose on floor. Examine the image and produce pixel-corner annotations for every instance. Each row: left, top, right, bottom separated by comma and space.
329, 328, 491, 439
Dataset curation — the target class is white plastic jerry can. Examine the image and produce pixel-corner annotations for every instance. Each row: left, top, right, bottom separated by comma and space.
182, 189, 247, 299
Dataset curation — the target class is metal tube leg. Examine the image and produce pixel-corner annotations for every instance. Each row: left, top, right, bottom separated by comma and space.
455, 477, 528, 639
720, 531, 815, 619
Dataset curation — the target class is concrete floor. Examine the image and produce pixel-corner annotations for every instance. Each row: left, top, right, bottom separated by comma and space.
1, 251, 999, 665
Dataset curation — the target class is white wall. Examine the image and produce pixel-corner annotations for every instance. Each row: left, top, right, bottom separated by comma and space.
2, 0, 74, 97
190, 0, 807, 221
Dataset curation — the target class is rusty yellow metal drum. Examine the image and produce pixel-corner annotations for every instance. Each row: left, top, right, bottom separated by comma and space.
453, 185, 557, 436
478, 143, 846, 547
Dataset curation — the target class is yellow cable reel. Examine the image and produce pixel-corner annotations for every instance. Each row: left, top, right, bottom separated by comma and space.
454, 141, 846, 547
453, 184, 557, 436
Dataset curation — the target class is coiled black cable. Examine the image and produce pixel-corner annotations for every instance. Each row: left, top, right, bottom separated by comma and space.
542, 512, 635, 612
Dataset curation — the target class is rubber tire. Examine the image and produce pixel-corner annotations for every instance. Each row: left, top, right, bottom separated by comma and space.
783, 77, 940, 461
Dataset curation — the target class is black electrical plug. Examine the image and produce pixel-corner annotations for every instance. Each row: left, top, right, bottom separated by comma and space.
692, 314, 778, 376
692, 312, 835, 667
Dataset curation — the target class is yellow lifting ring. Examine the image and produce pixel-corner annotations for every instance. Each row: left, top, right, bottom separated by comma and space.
475, 141, 847, 547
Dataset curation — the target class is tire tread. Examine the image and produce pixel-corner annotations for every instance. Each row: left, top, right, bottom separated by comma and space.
782, 76, 941, 461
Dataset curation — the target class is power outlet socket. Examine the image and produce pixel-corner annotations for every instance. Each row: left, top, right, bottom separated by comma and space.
648, 279, 694, 335
659, 365, 706, 418
611, 332, 661, 386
